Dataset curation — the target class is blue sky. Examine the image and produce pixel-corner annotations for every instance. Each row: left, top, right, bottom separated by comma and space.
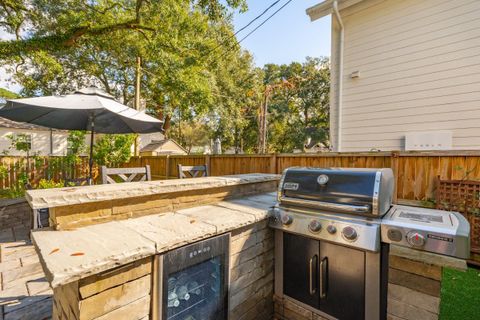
232, 0, 331, 66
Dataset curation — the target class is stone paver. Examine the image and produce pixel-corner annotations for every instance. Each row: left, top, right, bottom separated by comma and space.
0, 226, 52, 320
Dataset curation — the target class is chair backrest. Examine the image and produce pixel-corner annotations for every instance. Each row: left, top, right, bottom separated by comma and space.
101, 165, 152, 184
62, 169, 91, 186
177, 164, 208, 179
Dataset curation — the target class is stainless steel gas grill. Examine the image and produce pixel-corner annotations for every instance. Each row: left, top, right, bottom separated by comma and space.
270, 167, 470, 320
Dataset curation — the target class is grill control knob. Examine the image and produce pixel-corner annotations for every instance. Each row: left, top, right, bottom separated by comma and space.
342, 226, 358, 241
327, 225, 337, 234
407, 232, 425, 247
387, 228, 403, 242
308, 220, 322, 233
280, 213, 293, 226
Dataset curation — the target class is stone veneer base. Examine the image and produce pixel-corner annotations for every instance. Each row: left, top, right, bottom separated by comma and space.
52, 220, 274, 320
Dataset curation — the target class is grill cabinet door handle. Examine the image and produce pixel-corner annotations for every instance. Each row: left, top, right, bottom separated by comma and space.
309, 255, 318, 295
319, 257, 328, 299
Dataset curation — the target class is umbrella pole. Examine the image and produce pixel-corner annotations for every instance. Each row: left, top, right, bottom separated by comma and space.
88, 118, 95, 185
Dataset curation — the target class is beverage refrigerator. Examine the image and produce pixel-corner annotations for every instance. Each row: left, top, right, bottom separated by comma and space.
155, 234, 230, 320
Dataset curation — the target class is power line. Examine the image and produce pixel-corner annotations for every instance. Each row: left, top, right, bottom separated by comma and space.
201, 0, 282, 60
218, 0, 293, 61
238, 0, 293, 45
235, 0, 281, 36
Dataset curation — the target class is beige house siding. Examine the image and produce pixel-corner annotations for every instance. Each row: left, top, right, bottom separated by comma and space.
329, 0, 480, 151
0, 128, 69, 156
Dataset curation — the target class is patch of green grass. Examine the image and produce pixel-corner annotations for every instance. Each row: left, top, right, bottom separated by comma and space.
440, 267, 480, 320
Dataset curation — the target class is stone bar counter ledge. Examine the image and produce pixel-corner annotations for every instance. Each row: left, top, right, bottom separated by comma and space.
28, 174, 280, 320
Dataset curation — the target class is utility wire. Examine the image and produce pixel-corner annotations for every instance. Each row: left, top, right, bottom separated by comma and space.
218, 0, 293, 61
235, 0, 282, 36
201, 0, 282, 59
238, 0, 293, 45
219, 0, 294, 88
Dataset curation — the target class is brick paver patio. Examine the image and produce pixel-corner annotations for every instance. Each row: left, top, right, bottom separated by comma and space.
0, 225, 52, 320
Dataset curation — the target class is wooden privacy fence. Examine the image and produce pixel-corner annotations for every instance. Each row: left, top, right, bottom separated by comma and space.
0, 156, 92, 190
123, 151, 480, 203
1, 151, 479, 203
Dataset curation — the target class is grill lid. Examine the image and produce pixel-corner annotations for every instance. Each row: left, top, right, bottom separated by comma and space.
278, 167, 394, 216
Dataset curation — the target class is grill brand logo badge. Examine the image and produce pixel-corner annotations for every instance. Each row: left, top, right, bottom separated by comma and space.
189, 246, 211, 258
283, 182, 299, 190
317, 174, 329, 185
427, 234, 454, 242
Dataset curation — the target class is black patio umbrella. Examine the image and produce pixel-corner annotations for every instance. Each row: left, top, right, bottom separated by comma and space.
0, 87, 164, 183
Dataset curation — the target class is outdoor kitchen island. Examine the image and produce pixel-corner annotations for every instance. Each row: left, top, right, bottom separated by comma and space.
27, 174, 279, 320
26, 173, 468, 320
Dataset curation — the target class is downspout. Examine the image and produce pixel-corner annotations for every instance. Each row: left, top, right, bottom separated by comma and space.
332, 1, 344, 152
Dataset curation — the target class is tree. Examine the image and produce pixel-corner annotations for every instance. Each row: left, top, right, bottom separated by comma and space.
0, 87, 19, 99
0, 0, 246, 58
0, 0, 254, 143
93, 134, 136, 167
169, 121, 210, 153
240, 57, 330, 153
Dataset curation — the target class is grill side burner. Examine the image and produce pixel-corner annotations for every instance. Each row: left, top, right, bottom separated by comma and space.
381, 205, 470, 259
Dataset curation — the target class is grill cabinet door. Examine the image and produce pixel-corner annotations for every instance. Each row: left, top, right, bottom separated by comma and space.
283, 232, 320, 309
319, 242, 365, 320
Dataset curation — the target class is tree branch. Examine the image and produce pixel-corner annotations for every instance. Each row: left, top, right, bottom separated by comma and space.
0, 20, 155, 59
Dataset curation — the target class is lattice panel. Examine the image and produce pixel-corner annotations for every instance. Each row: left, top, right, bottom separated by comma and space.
436, 179, 480, 255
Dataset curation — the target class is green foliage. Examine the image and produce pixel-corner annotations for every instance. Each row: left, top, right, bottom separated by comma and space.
0, 0, 254, 149
169, 121, 210, 153
0, 88, 19, 99
93, 134, 136, 167
66, 130, 86, 158
0, 1, 329, 155
0, 165, 8, 180
37, 179, 65, 189
7, 133, 32, 154
236, 57, 330, 153
0, 186, 26, 199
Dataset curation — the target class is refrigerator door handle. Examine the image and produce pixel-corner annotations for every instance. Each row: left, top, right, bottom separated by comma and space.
320, 256, 328, 299
309, 254, 318, 295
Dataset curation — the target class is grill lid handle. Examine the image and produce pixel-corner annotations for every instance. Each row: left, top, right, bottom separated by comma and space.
279, 197, 371, 214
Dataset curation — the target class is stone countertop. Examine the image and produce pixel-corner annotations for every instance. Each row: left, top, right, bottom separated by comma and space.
31, 192, 276, 288
26, 173, 280, 209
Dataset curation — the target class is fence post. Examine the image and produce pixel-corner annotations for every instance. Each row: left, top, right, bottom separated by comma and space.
205, 155, 211, 176
391, 151, 400, 203
270, 153, 277, 174
165, 155, 170, 179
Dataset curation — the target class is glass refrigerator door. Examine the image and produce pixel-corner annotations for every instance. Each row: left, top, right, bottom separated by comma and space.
165, 256, 224, 320
160, 234, 229, 320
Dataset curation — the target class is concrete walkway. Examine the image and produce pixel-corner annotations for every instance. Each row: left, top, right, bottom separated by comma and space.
0, 225, 52, 320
